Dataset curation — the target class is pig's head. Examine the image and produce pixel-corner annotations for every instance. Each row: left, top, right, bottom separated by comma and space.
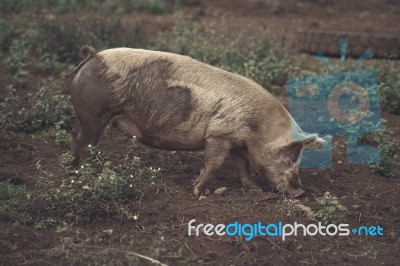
257, 135, 326, 198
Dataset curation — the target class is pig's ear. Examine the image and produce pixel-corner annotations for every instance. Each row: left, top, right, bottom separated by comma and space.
282, 136, 317, 163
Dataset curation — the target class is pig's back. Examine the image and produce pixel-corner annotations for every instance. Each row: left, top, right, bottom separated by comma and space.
97, 48, 270, 101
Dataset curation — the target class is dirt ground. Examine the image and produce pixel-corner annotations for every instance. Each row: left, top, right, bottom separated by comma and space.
1, 0, 400, 265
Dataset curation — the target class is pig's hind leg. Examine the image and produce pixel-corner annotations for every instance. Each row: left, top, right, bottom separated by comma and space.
230, 149, 259, 189
112, 115, 143, 140
70, 118, 109, 167
193, 138, 231, 196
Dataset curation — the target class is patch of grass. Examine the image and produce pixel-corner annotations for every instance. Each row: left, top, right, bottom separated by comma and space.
316, 192, 347, 225
0, 182, 33, 224
39, 14, 145, 64
54, 122, 72, 148
2, 13, 145, 77
0, 19, 13, 54
0, 144, 159, 225
0, 82, 75, 133
359, 121, 399, 178
37, 143, 159, 224
376, 61, 400, 115
104, 0, 167, 13
0, 181, 21, 202
0, 142, 159, 226
0, 0, 186, 14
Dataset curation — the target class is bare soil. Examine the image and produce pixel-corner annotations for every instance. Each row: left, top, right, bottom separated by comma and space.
1, 1, 400, 265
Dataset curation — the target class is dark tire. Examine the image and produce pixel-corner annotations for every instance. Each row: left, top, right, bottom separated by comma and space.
297, 30, 400, 59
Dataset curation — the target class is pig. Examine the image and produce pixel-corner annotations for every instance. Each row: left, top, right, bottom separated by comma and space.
61, 46, 325, 198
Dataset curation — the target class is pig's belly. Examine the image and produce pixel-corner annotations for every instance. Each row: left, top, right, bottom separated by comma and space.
113, 114, 207, 151
140, 122, 208, 150
140, 133, 206, 151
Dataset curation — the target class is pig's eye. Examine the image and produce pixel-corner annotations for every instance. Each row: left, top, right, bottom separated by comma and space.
287, 158, 294, 167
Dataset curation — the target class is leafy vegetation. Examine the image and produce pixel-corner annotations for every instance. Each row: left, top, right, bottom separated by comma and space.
2, 15, 145, 77
0, 143, 158, 226
376, 61, 400, 115
359, 121, 400, 178
0, 182, 33, 223
0, 82, 74, 133
316, 192, 347, 225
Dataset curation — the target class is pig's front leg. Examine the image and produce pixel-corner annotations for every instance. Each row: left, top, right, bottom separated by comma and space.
193, 138, 231, 196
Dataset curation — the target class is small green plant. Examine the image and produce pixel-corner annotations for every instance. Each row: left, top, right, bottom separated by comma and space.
364, 244, 378, 259
0, 181, 20, 202
316, 192, 347, 225
0, 182, 33, 224
271, 0, 282, 14
54, 122, 71, 148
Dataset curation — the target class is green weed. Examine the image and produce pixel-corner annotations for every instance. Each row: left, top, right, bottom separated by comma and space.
0, 182, 33, 224
359, 121, 399, 178
376, 61, 400, 114
54, 122, 71, 148
316, 192, 347, 225
2, 14, 145, 77
43, 144, 158, 223
0, 19, 13, 54
0, 82, 75, 133
1, 143, 159, 226
364, 244, 378, 259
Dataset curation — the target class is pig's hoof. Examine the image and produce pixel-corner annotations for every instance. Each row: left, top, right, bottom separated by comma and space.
193, 185, 209, 197
193, 187, 201, 197
290, 189, 305, 198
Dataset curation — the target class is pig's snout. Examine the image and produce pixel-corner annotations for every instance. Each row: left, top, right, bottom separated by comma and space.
261, 167, 305, 198
276, 183, 305, 198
